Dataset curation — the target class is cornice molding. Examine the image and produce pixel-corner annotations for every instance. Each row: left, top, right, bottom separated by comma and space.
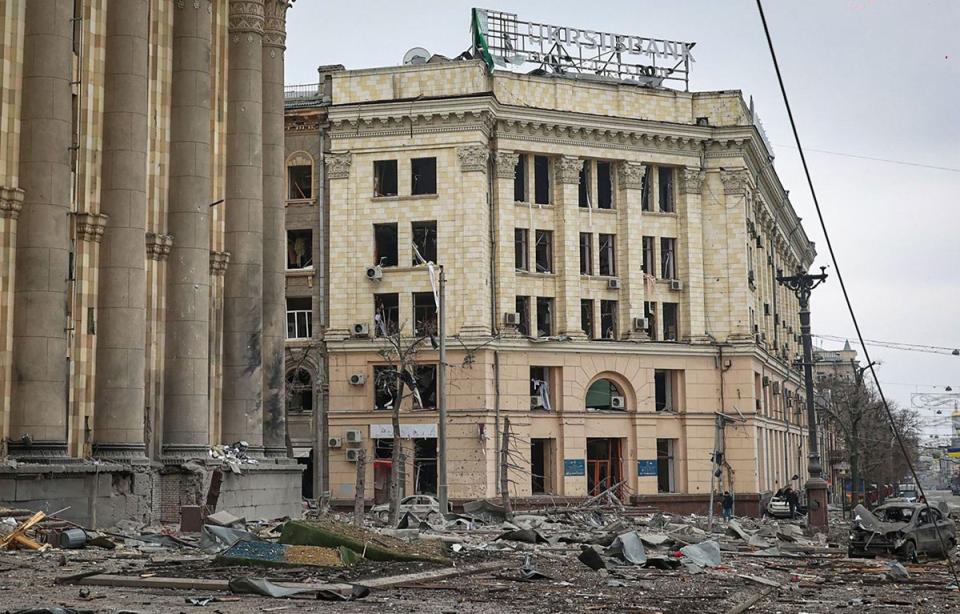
229, 0, 264, 35
325, 152, 352, 180
457, 145, 488, 173
329, 110, 494, 141
145, 232, 173, 260
76, 212, 109, 243
557, 156, 582, 184
494, 151, 519, 179
210, 250, 231, 275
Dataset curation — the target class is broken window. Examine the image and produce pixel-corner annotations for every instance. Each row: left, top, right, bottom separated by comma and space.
287, 165, 312, 200
536, 297, 554, 337
412, 292, 437, 337
579, 233, 593, 275
640, 165, 652, 211
600, 300, 618, 340
642, 236, 655, 275
373, 159, 398, 197
586, 379, 624, 411
662, 302, 678, 341
412, 365, 437, 409
411, 157, 437, 195
374, 365, 398, 410
413, 438, 437, 494
534, 155, 550, 205
530, 438, 555, 494
597, 161, 613, 209
286, 229, 313, 269
286, 297, 312, 339
411, 220, 437, 265
598, 234, 616, 276
660, 237, 676, 279
514, 154, 527, 202
530, 366, 552, 411
535, 230, 553, 273
374, 293, 399, 337
286, 368, 313, 412
656, 438, 677, 492
374, 223, 398, 267
581, 299, 595, 338
658, 166, 675, 213
516, 296, 531, 336
645, 301, 657, 340
514, 228, 529, 271
578, 160, 590, 207
655, 370, 675, 411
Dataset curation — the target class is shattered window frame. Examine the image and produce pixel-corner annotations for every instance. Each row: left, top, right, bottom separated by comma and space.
411, 157, 437, 196
412, 291, 437, 337
578, 159, 590, 208
654, 369, 675, 411
658, 166, 675, 213
514, 154, 527, 202
580, 298, 595, 338
373, 293, 399, 337
533, 155, 551, 205
642, 236, 655, 275
412, 364, 438, 410
535, 229, 553, 273
411, 220, 437, 265
600, 299, 618, 340
530, 366, 553, 411
660, 237, 676, 279
585, 378, 625, 411
286, 228, 313, 269
597, 161, 614, 209
579, 232, 593, 275
373, 223, 399, 267
640, 165, 652, 211
286, 367, 313, 413
598, 233, 616, 276
373, 159, 398, 197
536, 296, 554, 337
662, 302, 679, 341
374, 365, 398, 411
516, 295, 531, 336
287, 164, 313, 200
514, 228, 529, 271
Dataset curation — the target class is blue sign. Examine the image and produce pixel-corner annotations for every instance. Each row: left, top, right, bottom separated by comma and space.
637, 460, 658, 477
564, 459, 586, 476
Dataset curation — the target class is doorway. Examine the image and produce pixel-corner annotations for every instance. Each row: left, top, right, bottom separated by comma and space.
586, 438, 624, 497
530, 438, 555, 494
413, 438, 437, 495
373, 439, 394, 504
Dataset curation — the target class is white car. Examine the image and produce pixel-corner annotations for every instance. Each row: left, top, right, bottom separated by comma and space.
370, 495, 450, 523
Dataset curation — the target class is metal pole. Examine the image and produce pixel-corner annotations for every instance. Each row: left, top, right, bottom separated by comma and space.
777, 266, 829, 530
437, 266, 448, 514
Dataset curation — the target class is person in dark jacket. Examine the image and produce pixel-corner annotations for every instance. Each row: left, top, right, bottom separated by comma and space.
784, 487, 799, 518
721, 491, 734, 521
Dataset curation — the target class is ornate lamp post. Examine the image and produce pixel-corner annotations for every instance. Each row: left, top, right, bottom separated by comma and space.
777, 266, 829, 530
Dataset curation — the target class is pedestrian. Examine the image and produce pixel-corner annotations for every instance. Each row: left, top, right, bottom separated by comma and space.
722, 490, 734, 522
785, 487, 799, 519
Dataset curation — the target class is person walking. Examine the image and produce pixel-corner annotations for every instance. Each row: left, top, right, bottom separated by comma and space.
785, 487, 799, 519
721, 490, 734, 522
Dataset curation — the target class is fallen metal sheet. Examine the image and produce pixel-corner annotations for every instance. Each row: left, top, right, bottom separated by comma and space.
606, 531, 647, 565
638, 533, 672, 547
496, 528, 548, 544
679, 540, 721, 568
199, 524, 262, 554
726, 520, 751, 541
578, 545, 612, 571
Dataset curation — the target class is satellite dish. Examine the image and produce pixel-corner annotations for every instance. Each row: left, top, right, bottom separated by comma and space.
403, 47, 430, 66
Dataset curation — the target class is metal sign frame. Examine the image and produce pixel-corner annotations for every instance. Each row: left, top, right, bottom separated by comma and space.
472, 8, 695, 90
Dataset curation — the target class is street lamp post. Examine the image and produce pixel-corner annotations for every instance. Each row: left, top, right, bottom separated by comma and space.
437, 266, 448, 515
777, 266, 829, 530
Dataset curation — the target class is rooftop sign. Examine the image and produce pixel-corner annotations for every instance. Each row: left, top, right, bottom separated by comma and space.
471, 8, 695, 89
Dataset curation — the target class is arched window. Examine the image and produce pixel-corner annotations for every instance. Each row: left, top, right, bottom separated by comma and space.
286, 152, 314, 201
286, 368, 313, 413
585, 378, 625, 411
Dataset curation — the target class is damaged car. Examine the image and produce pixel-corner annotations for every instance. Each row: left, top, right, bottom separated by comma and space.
848, 502, 957, 561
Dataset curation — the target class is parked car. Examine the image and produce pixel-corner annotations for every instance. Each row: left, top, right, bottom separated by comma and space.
848, 502, 957, 561
370, 495, 451, 523
764, 496, 807, 519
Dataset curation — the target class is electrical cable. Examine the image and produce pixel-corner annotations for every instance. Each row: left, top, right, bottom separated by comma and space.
815, 334, 960, 356
756, 0, 960, 586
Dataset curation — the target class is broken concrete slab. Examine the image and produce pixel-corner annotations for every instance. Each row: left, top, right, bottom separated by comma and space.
279, 519, 449, 564
215, 540, 351, 568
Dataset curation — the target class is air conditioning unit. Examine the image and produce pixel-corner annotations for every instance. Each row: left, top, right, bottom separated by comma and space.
352, 322, 369, 337
762, 375, 770, 387
610, 396, 626, 409
345, 429, 363, 443
607, 278, 621, 290
345, 448, 361, 462
348, 373, 366, 386
328, 436, 342, 449
632, 317, 649, 331
365, 265, 383, 281
504, 312, 520, 326
669, 279, 683, 291
530, 395, 546, 409
772, 381, 781, 394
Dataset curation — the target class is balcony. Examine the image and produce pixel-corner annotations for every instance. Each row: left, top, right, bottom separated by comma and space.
284, 83, 322, 108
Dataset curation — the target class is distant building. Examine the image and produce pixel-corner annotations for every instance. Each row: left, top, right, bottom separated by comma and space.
284, 54, 820, 512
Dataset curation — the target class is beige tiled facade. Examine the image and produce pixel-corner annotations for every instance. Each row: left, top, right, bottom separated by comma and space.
287, 60, 819, 506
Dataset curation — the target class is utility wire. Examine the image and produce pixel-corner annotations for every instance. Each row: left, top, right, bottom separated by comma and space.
815, 334, 960, 356
772, 143, 960, 174
756, 0, 960, 587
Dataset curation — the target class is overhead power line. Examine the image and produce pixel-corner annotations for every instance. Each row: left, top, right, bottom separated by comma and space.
814, 334, 960, 356
755, 0, 960, 588
772, 143, 960, 174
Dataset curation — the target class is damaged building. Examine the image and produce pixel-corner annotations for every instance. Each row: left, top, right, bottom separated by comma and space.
284, 31, 820, 514
0, 0, 302, 526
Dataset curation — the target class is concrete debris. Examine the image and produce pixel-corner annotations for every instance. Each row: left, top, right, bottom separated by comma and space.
679, 540, 722, 569
208, 441, 259, 474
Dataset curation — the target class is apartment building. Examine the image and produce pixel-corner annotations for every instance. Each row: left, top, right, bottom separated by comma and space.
284, 57, 817, 512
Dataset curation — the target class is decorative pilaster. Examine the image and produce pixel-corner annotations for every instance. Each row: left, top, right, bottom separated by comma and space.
677, 166, 707, 342
556, 157, 585, 338
0, 187, 24, 452
719, 168, 755, 341
493, 151, 520, 336
209, 250, 230, 447
617, 162, 646, 339
455, 144, 492, 337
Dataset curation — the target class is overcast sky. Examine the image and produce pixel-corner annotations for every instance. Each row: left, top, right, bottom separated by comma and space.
286, 0, 960, 441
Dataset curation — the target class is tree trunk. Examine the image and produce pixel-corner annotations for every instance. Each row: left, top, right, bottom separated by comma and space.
354, 449, 366, 525
850, 425, 861, 509
500, 417, 513, 520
